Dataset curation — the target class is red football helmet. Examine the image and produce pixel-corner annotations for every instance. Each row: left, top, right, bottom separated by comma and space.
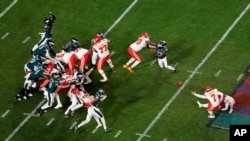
141, 32, 149, 38
91, 35, 102, 44
204, 86, 212, 92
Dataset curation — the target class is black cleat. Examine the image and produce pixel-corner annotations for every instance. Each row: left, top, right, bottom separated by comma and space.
105, 128, 112, 133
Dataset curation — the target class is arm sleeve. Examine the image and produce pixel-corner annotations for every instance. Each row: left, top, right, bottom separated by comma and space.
193, 93, 207, 99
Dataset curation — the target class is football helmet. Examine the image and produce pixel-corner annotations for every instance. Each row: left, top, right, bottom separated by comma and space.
159, 40, 167, 46
47, 39, 55, 48
97, 89, 105, 95
77, 72, 84, 78
71, 38, 80, 47
44, 18, 51, 24
204, 86, 212, 92
97, 32, 104, 39
93, 36, 102, 44
51, 73, 61, 80
141, 32, 149, 38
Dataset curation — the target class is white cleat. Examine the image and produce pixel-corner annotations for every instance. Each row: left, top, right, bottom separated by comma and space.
28, 93, 33, 97
208, 115, 215, 119
229, 109, 233, 114
197, 101, 202, 108
100, 78, 108, 83
54, 104, 63, 109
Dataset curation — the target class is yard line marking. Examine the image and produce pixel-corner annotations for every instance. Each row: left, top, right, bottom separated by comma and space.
114, 130, 122, 138
174, 62, 179, 67
23, 113, 40, 117
163, 138, 168, 141
69, 122, 78, 130
1, 110, 10, 118
135, 133, 151, 138
215, 69, 222, 77
46, 118, 55, 126
5, 99, 45, 141
237, 73, 244, 81
150, 59, 157, 66
136, 2, 250, 141
104, 0, 138, 36
91, 127, 99, 134
0, 0, 18, 18
1, 32, 9, 39
22, 36, 31, 44
110, 51, 115, 56
186, 70, 202, 74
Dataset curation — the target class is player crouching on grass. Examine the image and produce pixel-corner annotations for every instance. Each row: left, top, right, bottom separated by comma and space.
191, 86, 236, 118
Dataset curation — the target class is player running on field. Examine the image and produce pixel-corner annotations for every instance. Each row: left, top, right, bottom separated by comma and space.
74, 89, 112, 133
123, 32, 156, 73
155, 40, 177, 72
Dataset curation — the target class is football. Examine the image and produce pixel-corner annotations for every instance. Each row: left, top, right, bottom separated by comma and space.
176, 81, 183, 87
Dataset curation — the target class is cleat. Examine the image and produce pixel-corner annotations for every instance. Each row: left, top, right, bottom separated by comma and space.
100, 78, 108, 83
17, 98, 22, 101
229, 109, 233, 114
197, 101, 202, 108
35, 108, 43, 116
69, 110, 74, 117
54, 104, 63, 109
23, 96, 27, 100
110, 67, 115, 71
74, 126, 78, 133
208, 115, 215, 119
123, 64, 128, 69
173, 69, 177, 73
105, 128, 112, 133
28, 93, 33, 97
127, 67, 134, 73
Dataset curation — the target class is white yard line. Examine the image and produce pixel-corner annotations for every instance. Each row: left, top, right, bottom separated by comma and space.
104, 0, 138, 36
5, 99, 45, 141
0, 0, 18, 18
91, 127, 99, 134
215, 69, 222, 77
1, 32, 10, 39
46, 118, 55, 126
1, 110, 10, 118
5, 1, 138, 141
114, 130, 122, 138
237, 73, 244, 81
136, 2, 250, 141
22, 36, 31, 44
69, 122, 78, 130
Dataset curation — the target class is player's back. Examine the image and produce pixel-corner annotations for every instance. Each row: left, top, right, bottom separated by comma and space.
130, 36, 150, 52
94, 39, 110, 58
205, 89, 221, 107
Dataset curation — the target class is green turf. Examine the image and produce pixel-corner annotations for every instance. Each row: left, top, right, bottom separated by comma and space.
1, 0, 250, 141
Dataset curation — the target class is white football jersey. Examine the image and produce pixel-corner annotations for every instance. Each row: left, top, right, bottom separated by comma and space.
92, 39, 110, 58
204, 89, 223, 107
130, 36, 150, 52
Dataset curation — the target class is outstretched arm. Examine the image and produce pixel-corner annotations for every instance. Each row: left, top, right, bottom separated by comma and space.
191, 91, 207, 99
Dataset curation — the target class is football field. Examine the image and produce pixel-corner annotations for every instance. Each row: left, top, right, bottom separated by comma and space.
1, 0, 250, 141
